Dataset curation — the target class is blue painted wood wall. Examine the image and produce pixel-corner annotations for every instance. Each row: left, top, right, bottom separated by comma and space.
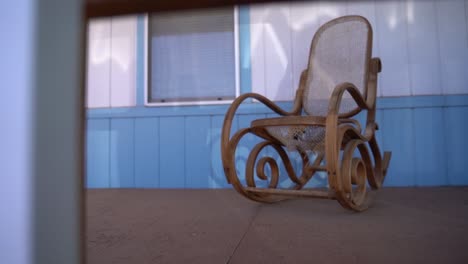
86, 95, 468, 188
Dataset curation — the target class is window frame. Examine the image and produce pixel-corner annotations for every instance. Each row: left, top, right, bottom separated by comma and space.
144, 6, 240, 107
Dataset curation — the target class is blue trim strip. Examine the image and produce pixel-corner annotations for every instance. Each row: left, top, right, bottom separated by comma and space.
87, 95, 468, 119
136, 15, 145, 106
238, 6, 251, 94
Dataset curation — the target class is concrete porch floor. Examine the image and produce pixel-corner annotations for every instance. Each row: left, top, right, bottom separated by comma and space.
87, 187, 468, 264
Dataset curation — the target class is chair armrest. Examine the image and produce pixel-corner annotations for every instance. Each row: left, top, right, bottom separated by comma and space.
328, 58, 382, 116
222, 93, 301, 143
328, 82, 379, 141
369, 57, 382, 74
327, 82, 369, 116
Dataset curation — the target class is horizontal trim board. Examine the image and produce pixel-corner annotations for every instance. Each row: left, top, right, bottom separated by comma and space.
87, 94, 468, 119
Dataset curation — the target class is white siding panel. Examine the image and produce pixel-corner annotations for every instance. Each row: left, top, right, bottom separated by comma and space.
436, 0, 468, 95
290, 2, 321, 91
316, 1, 348, 24
346, 3, 378, 55
86, 19, 111, 108
262, 3, 294, 101
249, 21, 266, 96
290, 1, 348, 93
375, 0, 411, 96
407, 0, 441, 95
346, 1, 381, 95
110, 16, 137, 107
249, 4, 269, 24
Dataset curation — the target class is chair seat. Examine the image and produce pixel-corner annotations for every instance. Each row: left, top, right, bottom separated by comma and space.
251, 116, 362, 153
265, 125, 326, 152
250, 116, 326, 152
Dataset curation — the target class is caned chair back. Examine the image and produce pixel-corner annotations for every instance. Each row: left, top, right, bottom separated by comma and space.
303, 16, 372, 116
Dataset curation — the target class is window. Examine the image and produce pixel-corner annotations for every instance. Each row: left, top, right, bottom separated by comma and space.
146, 7, 239, 105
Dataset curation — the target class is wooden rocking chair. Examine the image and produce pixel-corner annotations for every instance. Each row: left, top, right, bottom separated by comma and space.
221, 15, 391, 212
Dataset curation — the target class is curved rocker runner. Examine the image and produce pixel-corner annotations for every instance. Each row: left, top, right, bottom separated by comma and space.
221, 15, 392, 212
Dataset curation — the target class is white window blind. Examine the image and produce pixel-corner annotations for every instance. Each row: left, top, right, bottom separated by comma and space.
148, 8, 237, 103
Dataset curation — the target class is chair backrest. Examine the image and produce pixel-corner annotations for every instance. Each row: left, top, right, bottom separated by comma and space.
303, 15, 372, 117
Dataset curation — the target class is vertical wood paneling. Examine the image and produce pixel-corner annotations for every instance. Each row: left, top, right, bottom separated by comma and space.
134, 117, 159, 188
86, 119, 110, 188
110, 16, 137, 107
413, 108, 447, 185
436, 0, 468, 95
110, 118, 135, 187
375, 0, 411, 96
210, 115, 239, 188
381, 109, 416, 186
406, 0, 442, 95
86, 19, 111, 108
185, 116, 211, 188
444, 107, 468, 185
159, 117, 185, 187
